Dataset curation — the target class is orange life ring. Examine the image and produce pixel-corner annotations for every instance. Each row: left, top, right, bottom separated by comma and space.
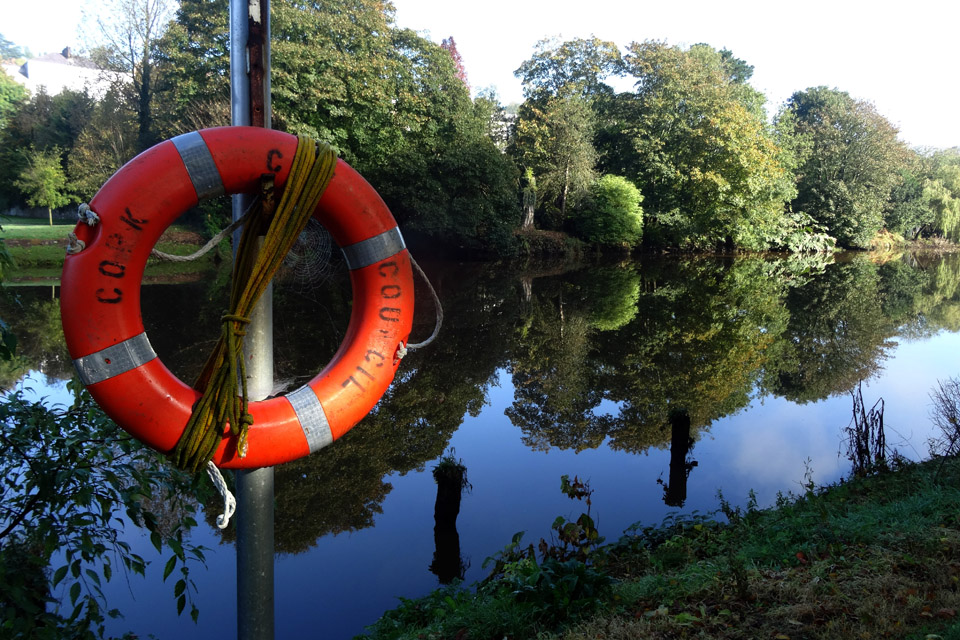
60, 126, 414, 469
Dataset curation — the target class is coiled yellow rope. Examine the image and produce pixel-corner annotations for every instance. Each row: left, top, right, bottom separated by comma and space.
170, 136, 337, 472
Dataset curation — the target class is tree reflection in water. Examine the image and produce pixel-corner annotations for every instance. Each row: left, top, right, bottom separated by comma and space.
6, 251, 960, 553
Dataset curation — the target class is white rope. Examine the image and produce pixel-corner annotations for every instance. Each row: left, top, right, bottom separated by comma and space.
150, 199, 259, 262
404, 254, 442, 352
65, 232, 86, 255
78, 203, 100, 226
205, 461, 236, 529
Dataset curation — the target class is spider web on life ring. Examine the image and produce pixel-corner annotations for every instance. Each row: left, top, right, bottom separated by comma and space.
282, 218, 340, 290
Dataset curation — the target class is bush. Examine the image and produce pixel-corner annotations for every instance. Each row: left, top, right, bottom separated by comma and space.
574, 175, 643, 247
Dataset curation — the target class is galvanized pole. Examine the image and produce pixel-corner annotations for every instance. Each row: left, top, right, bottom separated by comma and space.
230, 0, 274, 638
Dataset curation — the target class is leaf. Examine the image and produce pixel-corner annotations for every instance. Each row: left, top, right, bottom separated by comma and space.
85, 568, 101, 587
53, 565, 68, 587
177, 594, 186, 615
190, 604, 199, 623
150, 531, 162, 553
169, 537, 185, 561
163, 555, 177, 581
70, 582, 81, 606
175, 579, 186, 597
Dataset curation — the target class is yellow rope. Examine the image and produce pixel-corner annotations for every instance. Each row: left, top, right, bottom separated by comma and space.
170, 136, 337, 472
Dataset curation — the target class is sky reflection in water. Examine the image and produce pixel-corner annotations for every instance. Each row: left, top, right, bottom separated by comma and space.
4, 253, 959, 639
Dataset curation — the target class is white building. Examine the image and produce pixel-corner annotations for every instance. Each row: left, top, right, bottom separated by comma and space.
3, 47, 116, 98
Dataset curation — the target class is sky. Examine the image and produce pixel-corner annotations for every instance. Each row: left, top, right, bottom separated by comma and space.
4, 0, 958, 149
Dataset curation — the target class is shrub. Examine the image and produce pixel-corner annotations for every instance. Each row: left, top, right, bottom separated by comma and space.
575, 175, 643, 247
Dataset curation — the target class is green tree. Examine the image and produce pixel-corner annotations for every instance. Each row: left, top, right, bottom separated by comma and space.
87, 0, 176, 151
511, 37, 619, 229
602, 41, 794, 249
0, 88, 95, 207
575, 174, 643, 246
269, 0, 407, 165
512, 94, 596, 224
155, 0, 519, 253
0, 385, 207, 637
0, 33, 26, 59
784, 87, 908, 248
14, 146, 76, 224
152, 0, 230, 135
514, 36, 621, 100
0, 68, 28, 129
66, 88, 139, 199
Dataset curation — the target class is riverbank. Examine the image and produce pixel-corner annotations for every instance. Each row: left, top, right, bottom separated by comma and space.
364, 455, 960, 640
1, 219, 218, 279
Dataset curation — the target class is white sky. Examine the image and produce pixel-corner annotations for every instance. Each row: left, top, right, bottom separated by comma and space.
4, 0, 957, 149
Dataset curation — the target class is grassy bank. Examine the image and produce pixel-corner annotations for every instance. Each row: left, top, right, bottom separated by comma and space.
1, 220, 217, 274
364, 457, 960, 640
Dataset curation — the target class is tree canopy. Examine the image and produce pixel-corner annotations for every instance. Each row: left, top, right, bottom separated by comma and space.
785, 87, 908, 248
0, 9, 953, 254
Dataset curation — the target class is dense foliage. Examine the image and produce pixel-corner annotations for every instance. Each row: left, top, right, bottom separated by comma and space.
2, 12, 959, 252
575, 175, 643, 247
0, 380, 208, 638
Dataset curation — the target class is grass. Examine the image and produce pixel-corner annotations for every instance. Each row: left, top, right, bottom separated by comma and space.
0, 220, 76, 241
362, 456, 960, 640
1, 222, 215, 272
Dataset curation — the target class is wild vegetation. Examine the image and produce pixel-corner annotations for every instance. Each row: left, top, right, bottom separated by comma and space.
364, 455, 960, 640
2, 2, 959, 255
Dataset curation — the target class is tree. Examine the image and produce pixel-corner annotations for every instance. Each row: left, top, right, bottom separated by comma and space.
512, 94, 596, 224
0, 385, 207, 636
152, 0, 230, 135
87, 0, 176, 151
784, 87, 908, 248
153, 0, 519, 253
66, 87, 139, 199
575, 174, 643, 246
269, 0, 408, 166
14, 146, 75, 224
440, 36, 467, 88
514, 36, 621, 100
0, 88, 95, 207
0, 33, 26, 59
601, 41, 794, 249
0, 69, 28, 129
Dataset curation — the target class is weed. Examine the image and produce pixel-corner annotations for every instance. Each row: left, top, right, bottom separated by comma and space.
844, 381, 888, 477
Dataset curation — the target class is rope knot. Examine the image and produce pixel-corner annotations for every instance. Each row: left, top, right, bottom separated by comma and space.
78, 203, 100, 226
65, 232, 86, 255
394, 341, 408, 364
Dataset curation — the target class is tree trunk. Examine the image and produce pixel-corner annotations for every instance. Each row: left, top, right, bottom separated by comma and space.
137, 53, 153, 152
560, 163, 570, 218
522, 187, 536, 229
47, 207, 52, 226
522, 203, 535, 229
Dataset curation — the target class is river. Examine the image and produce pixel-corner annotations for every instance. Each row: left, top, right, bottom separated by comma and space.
2, 250, 959, 638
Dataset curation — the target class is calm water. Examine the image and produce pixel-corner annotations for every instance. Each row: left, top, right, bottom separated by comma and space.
4, 251, 960, 638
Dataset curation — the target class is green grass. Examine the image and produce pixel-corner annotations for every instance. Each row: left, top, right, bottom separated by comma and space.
6, 244, 67, 267
1, 223, 213, 272
362, 457, 960, 640
0, 220, 76, 241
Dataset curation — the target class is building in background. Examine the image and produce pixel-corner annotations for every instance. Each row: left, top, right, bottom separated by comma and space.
3, 47, 116, 97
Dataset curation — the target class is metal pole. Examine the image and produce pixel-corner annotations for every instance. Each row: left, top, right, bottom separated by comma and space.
230, 0, 274, 638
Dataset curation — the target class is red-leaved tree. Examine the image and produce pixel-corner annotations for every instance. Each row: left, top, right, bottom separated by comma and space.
441, 36, 468, 89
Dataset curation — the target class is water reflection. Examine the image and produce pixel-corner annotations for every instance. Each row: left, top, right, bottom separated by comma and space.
5, 251, 960, 557
659, 409, 698, 508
